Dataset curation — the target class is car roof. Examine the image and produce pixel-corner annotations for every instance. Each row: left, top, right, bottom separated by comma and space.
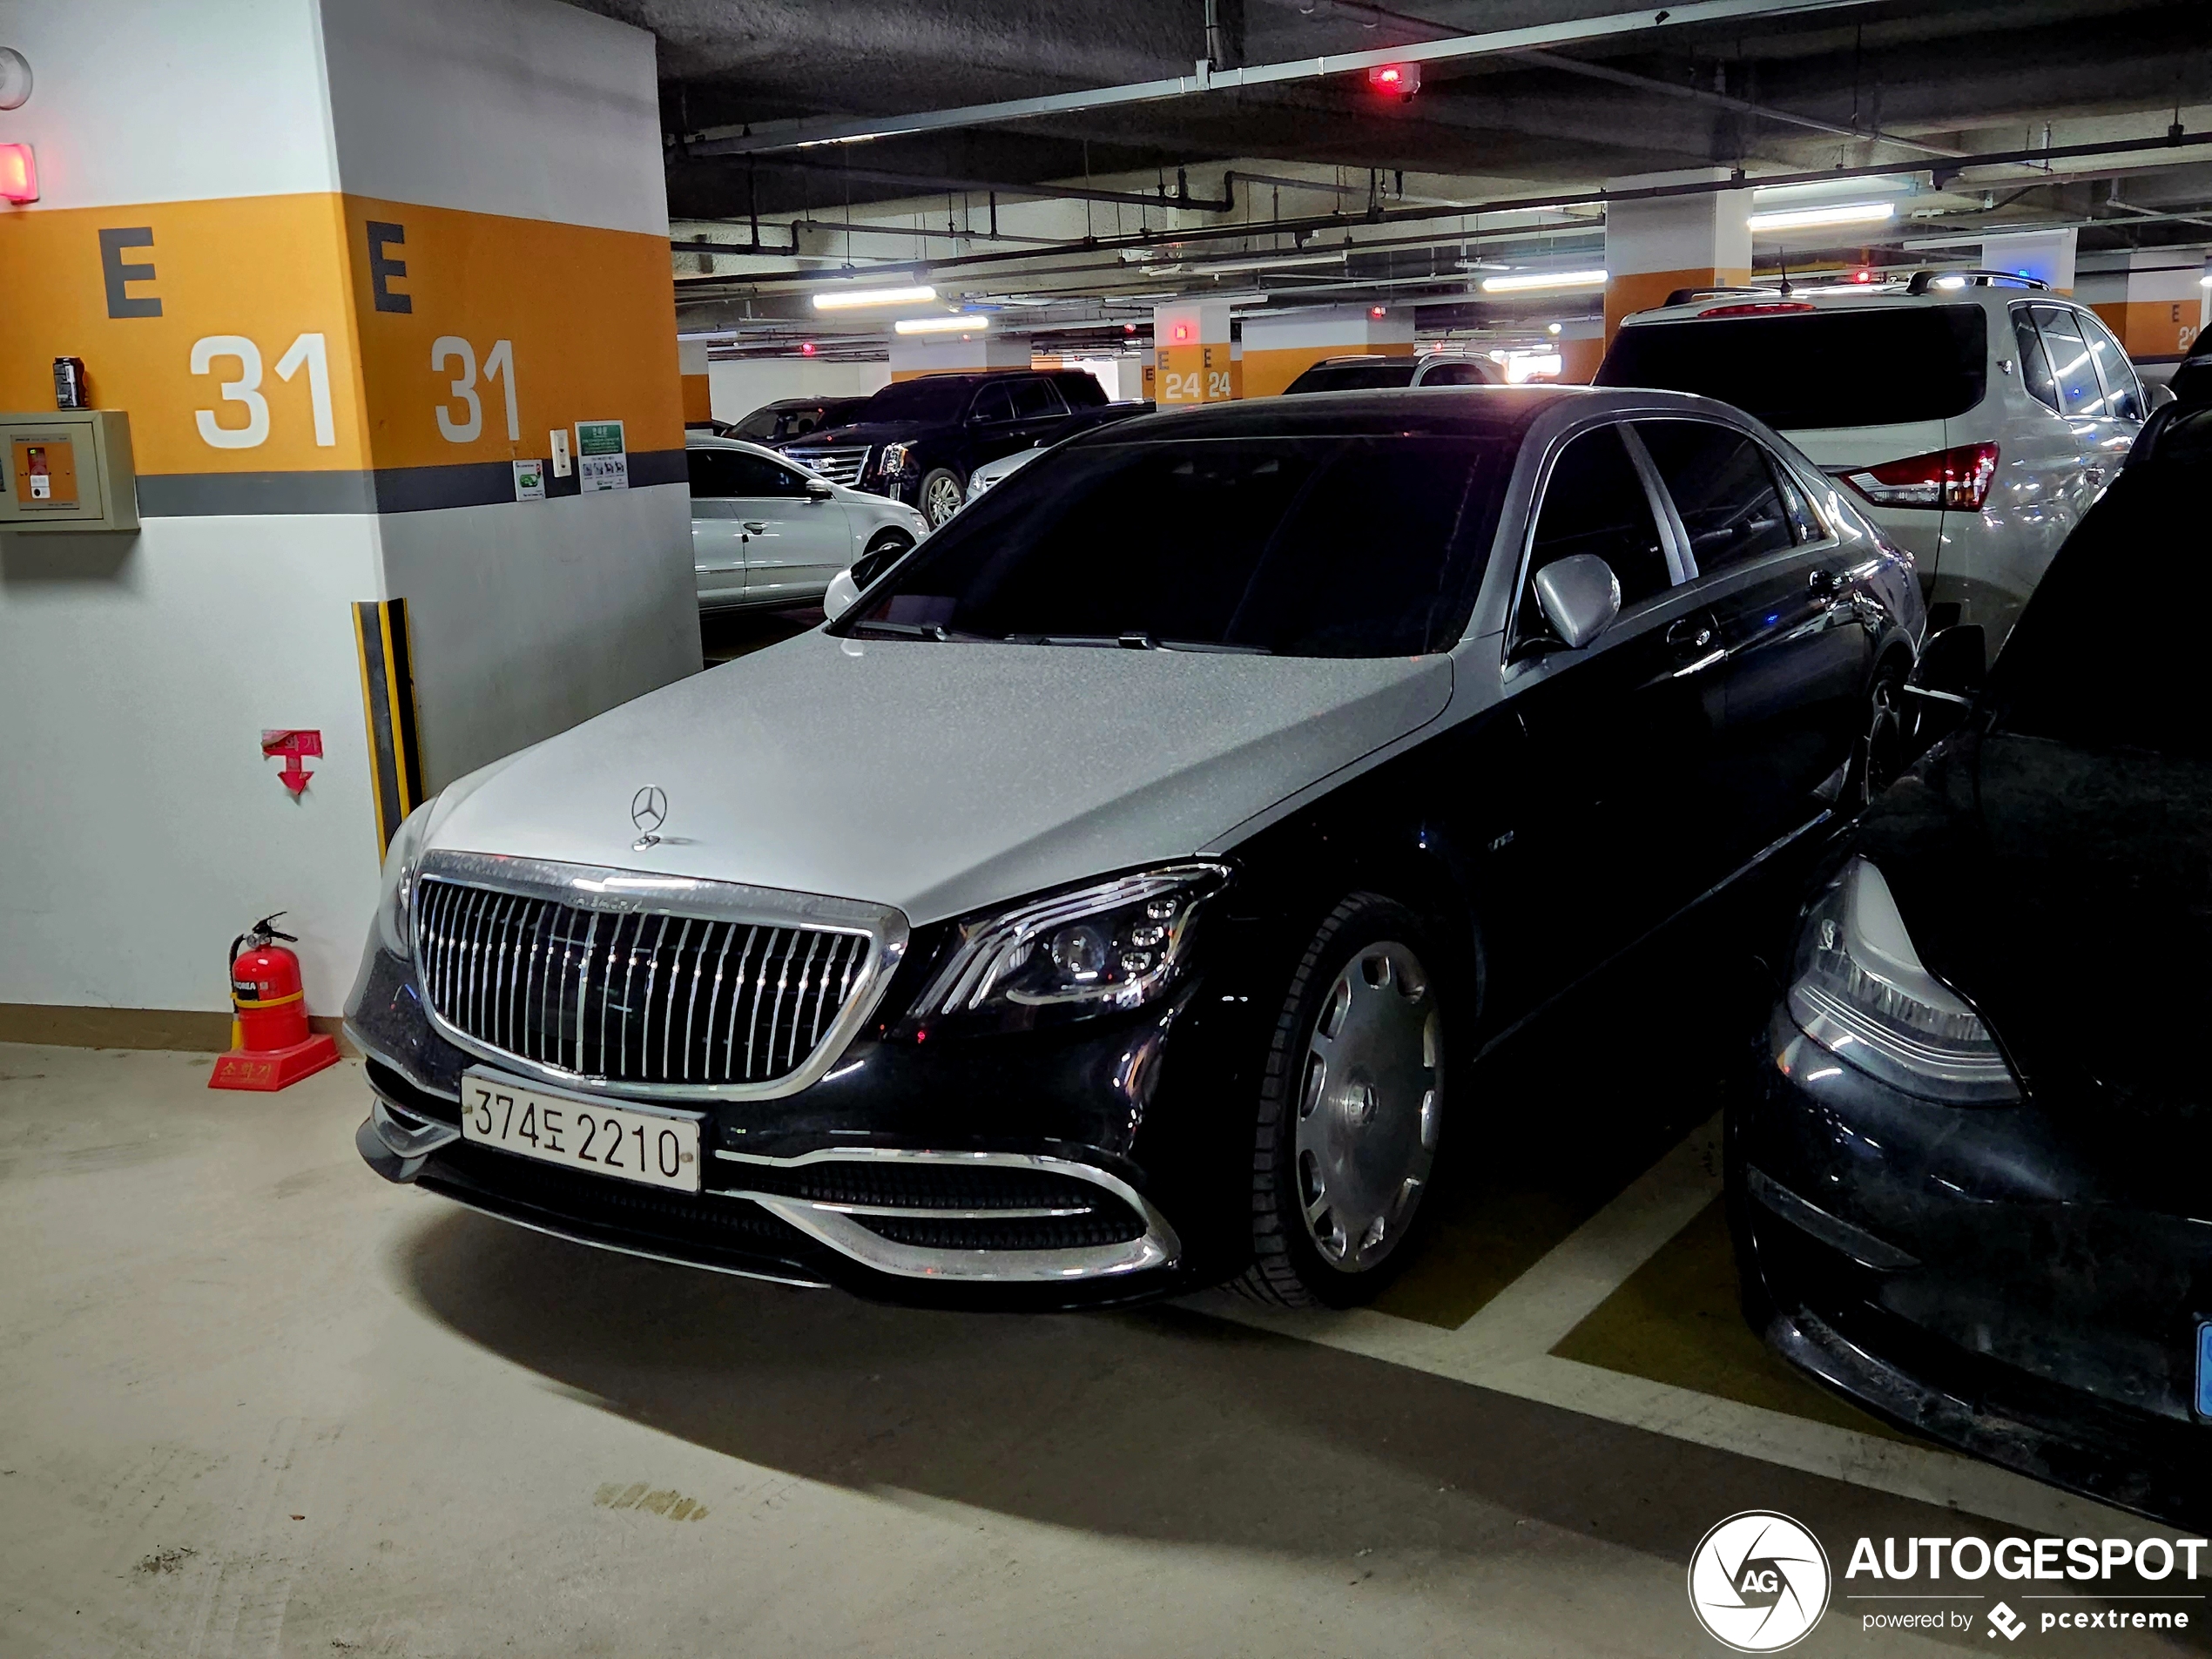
1058, 384, 1703, 446
1620, 279, 2067, 329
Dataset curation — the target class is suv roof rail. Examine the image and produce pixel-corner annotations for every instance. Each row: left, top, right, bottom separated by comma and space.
1905, 268, 2052, 294
1661, 285, 1769, 307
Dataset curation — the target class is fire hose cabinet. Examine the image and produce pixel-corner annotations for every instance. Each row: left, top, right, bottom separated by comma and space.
0, 409, 139, 532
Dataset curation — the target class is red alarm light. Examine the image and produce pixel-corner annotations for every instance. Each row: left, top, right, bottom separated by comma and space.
1173, 322, 1191, 342
1366, 63, 1420, 98
0, 144, 37, 205
801, 341, 818, 356
1369, 305, 1386, 319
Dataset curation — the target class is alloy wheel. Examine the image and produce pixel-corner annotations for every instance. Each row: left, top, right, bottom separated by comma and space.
1291, 941, 1441, 1274
924, 475, 963, 525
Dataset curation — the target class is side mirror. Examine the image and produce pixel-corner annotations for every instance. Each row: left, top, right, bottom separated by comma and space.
822, 568, 860, 623
804, 477, 834, 501
1908, 624, 1986, 704
1532, 554, 1622, 650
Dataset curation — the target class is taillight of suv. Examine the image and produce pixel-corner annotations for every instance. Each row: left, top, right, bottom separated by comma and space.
1842, 442, 1999, 511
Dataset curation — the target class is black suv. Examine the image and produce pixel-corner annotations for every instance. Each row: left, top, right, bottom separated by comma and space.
781, 369, 1110, 527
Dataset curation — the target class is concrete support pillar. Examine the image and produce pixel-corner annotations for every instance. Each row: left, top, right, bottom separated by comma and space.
1238, 305, 1413, 398
1979, 229, 2077, 294
2080, 249, 2201, 359
1553, 319, 1607, 384
887, 331, 1028, 381
1151, 299, 1237, 405
0, 0, 696, 1016
1603, 169, 1752, 341
679, 338, 711, 425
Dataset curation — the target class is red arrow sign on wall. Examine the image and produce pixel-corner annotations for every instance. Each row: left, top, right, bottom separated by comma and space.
261, 728, 322, 796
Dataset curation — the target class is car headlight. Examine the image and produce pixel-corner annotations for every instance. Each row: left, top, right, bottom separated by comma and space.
908, 863, 1229, 1033
1785, 857, 2018, 1103
879, 442, 914, 476
374, 800, 435, 961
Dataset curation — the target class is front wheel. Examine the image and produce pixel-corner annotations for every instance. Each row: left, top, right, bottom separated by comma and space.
1845, 657, 1909, 810
1239, 894, 1449, 1309
918, 468, 965, 527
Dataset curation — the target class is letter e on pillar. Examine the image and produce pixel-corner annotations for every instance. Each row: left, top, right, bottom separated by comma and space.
98, 227, 161, 319
368, 221, 411, 314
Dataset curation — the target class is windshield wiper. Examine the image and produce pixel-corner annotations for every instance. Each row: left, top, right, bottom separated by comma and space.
845, 618, 998, 643
1001, 631, 1274, 654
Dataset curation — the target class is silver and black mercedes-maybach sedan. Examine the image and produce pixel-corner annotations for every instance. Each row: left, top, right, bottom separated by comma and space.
349, 387, 1921, 1310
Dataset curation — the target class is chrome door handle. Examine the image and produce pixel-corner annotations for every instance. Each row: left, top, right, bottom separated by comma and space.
2084, 467, 2105, 487
1809, 567, 1845, 596
743, 520, 767, 532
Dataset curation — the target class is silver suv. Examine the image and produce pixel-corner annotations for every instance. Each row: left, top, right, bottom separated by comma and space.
1600, 272, 2147, 648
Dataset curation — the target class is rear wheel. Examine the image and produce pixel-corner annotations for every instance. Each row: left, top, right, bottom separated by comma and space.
1239, 894, 1448, 1309
918, 468, 965, 527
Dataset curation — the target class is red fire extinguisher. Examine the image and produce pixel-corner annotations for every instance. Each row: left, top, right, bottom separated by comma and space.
209, 913, 341, 1091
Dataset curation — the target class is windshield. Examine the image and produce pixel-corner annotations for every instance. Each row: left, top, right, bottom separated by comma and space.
1992, 451, 2209, 758
840, 434, 1507, 657
853, 378, 977, 422
1289, 361, 1420, 394
1597, 305, 1987, 428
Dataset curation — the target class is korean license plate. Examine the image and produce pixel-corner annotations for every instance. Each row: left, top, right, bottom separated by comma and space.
459, 1070, 701, 1193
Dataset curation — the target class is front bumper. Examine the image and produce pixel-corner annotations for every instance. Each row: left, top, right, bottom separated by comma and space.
1734, 1008, 2212, 1528
348, 938, 1233, 1309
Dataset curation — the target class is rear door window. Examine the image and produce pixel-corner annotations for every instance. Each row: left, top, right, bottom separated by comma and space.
688, 449, 755, 498
1634, 421, 1799, 575
1010, 379, 1067, 420
1421, 361, 1491, 386
2012, 307, 2061, 412
2028, 306, 2109, 417
970, 383, 1017, 425
1595, 305, 1988, 428
2076, 309, 2146, 421
1524, 426, 1674, 614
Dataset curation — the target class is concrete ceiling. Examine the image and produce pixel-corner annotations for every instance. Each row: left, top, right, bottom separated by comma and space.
567, 0, 2212, 339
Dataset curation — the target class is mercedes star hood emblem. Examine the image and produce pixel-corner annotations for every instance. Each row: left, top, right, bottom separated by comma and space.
631, 785, 668, 850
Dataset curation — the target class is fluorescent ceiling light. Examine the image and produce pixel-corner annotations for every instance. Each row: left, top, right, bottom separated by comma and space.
894, 314, 989, 334
1747, 201, 1897, 233
813, 285, 938, 311
1480, 268, 1608, 293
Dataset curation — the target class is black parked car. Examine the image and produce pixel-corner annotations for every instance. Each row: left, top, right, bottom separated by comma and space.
781, 369, 1109, 527
351, 388, 1919, 1310
1730, 376, 2212, 1527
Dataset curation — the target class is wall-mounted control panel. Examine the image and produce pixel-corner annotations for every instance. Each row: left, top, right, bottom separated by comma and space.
0, 410, 139, 533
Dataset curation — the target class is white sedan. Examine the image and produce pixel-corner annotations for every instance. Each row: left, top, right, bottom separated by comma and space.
686, 434, 928, 612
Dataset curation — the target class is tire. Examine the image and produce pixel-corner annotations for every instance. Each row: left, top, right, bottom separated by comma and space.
851, 529, 914, 590
918, 468, 965, 528
1844, 654, 1909, 810
1238, 894, 1450, 1309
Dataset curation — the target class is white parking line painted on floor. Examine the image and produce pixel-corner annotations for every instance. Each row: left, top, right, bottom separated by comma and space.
1187, 1115, 2150, 1540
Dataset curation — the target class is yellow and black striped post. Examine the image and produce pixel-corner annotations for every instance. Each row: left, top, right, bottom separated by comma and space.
354, 599, 425, 854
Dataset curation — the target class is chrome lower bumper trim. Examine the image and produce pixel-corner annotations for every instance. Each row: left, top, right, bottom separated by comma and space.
716, 1145, 1182, 1284
414, 1185, 833, 1291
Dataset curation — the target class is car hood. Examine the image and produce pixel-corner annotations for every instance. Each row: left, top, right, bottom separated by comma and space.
1856, 727, 2212, 1134
786, 421, 930, 448
427, 632, 1453, 925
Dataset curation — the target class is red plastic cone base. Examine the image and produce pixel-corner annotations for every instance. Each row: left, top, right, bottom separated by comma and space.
208, 1032, 341, 1092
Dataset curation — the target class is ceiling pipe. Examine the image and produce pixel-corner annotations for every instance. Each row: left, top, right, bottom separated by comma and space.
678, 0, 1892, 156
1241, 0, 1965, 158
674, 126, 2212, 293
698, 153, 1236, 212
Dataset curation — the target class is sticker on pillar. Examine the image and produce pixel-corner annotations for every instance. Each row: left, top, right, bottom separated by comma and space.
550, 428, 572, 478
513, 458, 545, 502
576, 420, 627, 491
261, 729, 321, 797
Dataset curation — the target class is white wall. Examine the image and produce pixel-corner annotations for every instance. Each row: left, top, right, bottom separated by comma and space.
0, 516, 386, 1013
709, 358, 891, 423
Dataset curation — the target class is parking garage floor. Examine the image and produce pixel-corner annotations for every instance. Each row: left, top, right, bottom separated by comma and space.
2, 924, 2191, 1658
